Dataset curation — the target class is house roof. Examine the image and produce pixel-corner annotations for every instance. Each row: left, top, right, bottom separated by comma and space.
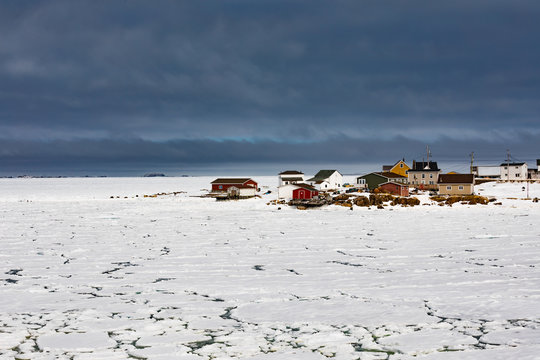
357, 172, 389, 180
211, 178, 254, 184
379, 171, 407, 179
500, 162, 526, 166
438, 174, 474, 184
409, 161, 439, 171
380, 181, 408, 188
293, 183, 318, 192
307, 170, 340, 182
382, 165, 392, 171
279, 170, 304, 175
283, 177, 304, 182
357, 172, 406, 180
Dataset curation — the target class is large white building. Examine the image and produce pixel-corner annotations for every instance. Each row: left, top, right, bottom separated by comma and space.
307, 170, 343, 191
500, 162, 528, 181
473, 165, 501, 180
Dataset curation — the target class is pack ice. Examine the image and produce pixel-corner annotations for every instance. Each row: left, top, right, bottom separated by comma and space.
1, 177, 539, 360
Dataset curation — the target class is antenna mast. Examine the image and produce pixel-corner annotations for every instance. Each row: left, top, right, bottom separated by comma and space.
470, 152, 474, 174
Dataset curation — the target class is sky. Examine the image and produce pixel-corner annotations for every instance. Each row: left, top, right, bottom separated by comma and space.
1, 0, 540, 176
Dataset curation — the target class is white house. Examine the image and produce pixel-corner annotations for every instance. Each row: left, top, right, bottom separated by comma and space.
500, 162, 528, 181
278, 170, 304, 186
307, 170, 343, 191
473, 165, 501, 180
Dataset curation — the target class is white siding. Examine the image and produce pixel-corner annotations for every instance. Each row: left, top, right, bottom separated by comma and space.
239, 187, 256, 197
278, 174, 304, 186
500, 164, 528, 181
277, 184, 297, 200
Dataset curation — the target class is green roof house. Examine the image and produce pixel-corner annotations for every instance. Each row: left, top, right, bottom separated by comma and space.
307, 170, 343, 190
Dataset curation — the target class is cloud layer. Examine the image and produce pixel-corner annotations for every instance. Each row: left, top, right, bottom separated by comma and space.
1, 1, 539, 173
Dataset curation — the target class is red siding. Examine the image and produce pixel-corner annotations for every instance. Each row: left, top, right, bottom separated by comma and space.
212, 180, 258, 192
244, 179, 257, 187
380, 182, 409, 197
292, 188, 318, 199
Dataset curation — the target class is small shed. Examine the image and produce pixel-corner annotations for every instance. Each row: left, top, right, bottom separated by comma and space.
379, 181, 409, 197
227, 186, 257, 198
292, 184, 319, 200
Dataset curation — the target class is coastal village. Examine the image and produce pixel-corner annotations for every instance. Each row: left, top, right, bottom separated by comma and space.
208, 156, 540, 207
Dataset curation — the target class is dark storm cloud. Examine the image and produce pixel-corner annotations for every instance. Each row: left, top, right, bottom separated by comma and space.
1, 0, 540, 173
1, 134, 538, 176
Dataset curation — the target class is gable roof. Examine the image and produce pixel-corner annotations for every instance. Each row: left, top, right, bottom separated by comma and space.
279, 183, 318, 191
409, 161, 440, 171
380, 181, 408, 188
211, 178, 254, 184
500, 162, 526, 166
357, 172, 388, 180
293, 183, 318, 192
282, 177, 303, 182
379, 171, 407, 179
307, 170, 340, 182
356, 172, 406, 181
438, 174, 474, 184
279, 170, 304, 175
382, 165, 393, 171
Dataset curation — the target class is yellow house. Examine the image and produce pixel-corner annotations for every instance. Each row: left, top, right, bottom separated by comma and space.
382, 159, 410, 178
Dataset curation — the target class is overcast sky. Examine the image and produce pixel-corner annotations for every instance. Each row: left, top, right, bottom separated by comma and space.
1, 0, 539, 175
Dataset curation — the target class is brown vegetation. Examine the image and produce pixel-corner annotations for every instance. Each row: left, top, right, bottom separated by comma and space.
430, 195, 490, 206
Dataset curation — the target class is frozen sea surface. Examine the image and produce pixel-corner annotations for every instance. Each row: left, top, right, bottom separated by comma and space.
1, 177, 539, 359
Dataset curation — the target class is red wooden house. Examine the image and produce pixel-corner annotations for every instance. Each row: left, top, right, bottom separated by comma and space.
292, 184, 319, 200
211, 178, 258, 192
379, 181, 409, 197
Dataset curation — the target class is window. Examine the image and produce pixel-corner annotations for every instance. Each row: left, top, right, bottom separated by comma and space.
422, 174, 425, 179
429, 174, 433, 178
515, 166, 519, 169
400, 164, 403, 168
358, 179, 366, 184
218, 185, 223, 189
429, 181, 434, 185
446, 186, 452, 190
458, 186, 464, 190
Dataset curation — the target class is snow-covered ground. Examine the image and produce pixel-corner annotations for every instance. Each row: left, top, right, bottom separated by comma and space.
1, 176, 539, 360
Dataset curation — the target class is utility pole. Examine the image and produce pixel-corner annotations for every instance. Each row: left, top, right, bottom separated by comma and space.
470, 152, 474, 174
506, 149, 511, 182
